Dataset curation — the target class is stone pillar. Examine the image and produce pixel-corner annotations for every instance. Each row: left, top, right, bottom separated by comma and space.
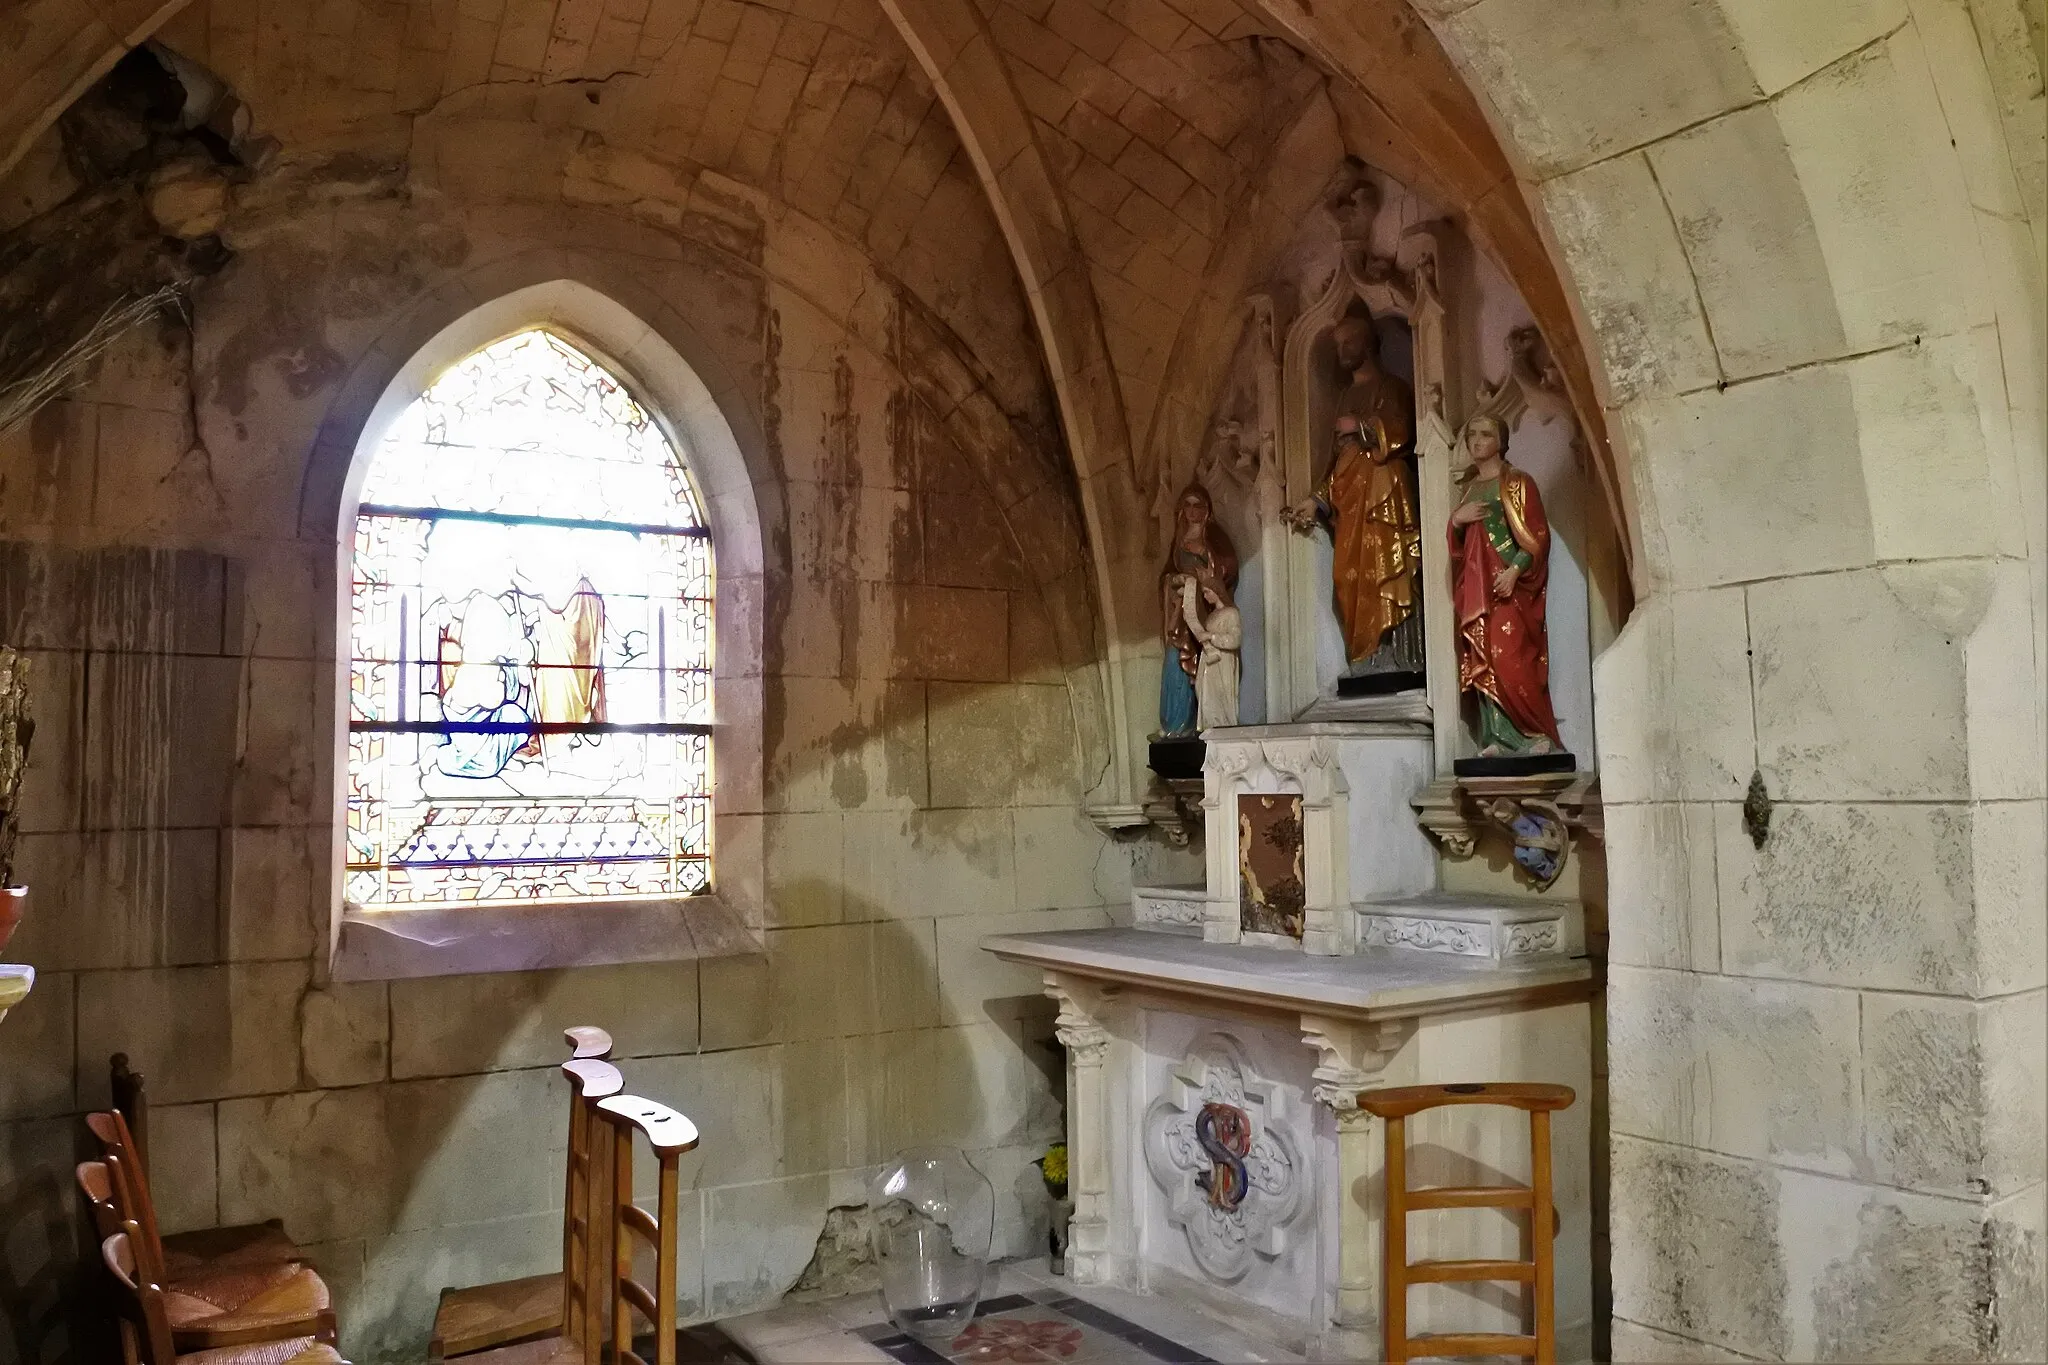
1047, 972, 1117, 1283
1300, 1015, 1413, 1357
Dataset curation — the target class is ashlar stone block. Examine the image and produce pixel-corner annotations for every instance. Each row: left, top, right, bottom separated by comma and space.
1609, 1136, 1790, 1360
1620, 364, 1874, 591
1772, 27, 1986, 351
628, 1047, 781, 1190
1861, 989, 2046, 1199
1011, 804, 1120, 911
1961, 558, 2046, 801
77, 962, 306, 1106
1717, 0, 1909, 94
1716, 801, 1976, 994
1775, 1167, 2038, 1361
1750, 563, 1980, 802
1592, 586, 1754, 804
840, 806, 1015, 921
10, 828, 221, 971
388, 961, 701, 1078
223, 826, 320, 963
927, 681, 1078, 807
1972, 799, 2047, 996
150, 1102, 220, 1236
1646, 103, 1848, 379
1442, 0, 1759, 178
0, 967, 72, 1120
704, 1173, 828, 1318
765, 676, 927, 813
761, 810, 845, 927
935, 906, 1109, 1026
301, 982, 390, 1089
1850, 334, 2021, 564
1603, 804, 1721, 973
219, 1087, 398, 1245
1608, 965, 1862, 1175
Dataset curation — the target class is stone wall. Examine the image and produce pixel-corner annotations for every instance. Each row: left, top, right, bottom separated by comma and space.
1403, 1, 2047, 1359
0, 41, 1185, 1360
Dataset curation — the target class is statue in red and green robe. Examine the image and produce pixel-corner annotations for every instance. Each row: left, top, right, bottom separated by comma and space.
1448, 415, 1562, 756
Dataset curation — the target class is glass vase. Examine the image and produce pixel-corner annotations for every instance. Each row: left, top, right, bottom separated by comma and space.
869, 1147, 994, 1341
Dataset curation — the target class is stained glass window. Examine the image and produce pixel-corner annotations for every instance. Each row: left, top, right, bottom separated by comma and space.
347, 329, 712, 908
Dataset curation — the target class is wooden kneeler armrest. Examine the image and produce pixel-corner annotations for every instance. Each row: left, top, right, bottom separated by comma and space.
430, 1030, 619, 1362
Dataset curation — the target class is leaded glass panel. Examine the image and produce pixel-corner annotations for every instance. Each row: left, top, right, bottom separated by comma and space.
348, 329, 712, 907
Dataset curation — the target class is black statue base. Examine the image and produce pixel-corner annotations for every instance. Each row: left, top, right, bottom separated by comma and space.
1149, 736, 1206, 781
1336, 669, 1426, 698
1455, 751, 1578, 778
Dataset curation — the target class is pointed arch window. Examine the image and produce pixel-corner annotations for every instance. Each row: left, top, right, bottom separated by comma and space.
347, 329, 713, 908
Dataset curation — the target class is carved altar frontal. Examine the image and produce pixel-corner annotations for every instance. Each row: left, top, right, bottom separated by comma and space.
1140, 1026, 1315, 1318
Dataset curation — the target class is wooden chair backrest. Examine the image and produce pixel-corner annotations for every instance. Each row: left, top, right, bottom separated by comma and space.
561, 1057, 623, 1362
86, 1112, 164, 1274
101, 1227, 178, 1365
564, 1026, 613, 1060
77, 1160, 126, 1244
1357, 1082, 1575, 1365
596, 1095, 699, 1365
111, 1054, 148, 1173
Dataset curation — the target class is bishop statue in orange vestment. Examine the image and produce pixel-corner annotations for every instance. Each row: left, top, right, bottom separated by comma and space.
1282, 316, 1422, 663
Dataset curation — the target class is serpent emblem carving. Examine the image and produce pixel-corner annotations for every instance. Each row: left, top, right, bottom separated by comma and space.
1193, 1101, 1253, 1211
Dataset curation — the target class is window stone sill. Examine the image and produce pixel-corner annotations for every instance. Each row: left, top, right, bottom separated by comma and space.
329, 894, 761, 981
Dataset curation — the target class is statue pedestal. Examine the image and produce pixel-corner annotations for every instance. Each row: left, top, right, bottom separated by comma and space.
1199, 722, 1436, 955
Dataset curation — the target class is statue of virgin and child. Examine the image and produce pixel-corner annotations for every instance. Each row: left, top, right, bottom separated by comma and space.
1157, 484, 1242, 737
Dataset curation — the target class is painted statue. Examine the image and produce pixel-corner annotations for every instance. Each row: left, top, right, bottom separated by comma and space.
1180, 575, 1242, 731
1158, 482, 1238, 738
1281, 315, 1422, 664
1449, 415, 1562, 756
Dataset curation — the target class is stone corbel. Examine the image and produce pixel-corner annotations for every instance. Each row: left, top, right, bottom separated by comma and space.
1412, 771, 1603, 892
1299, 1015, 1412, 1116
1047, 972, 1115, 1062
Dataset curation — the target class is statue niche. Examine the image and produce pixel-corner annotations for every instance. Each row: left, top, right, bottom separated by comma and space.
1283, 308, 1424, 693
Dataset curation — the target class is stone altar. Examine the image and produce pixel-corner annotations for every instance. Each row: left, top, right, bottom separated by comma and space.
985, 929, 1594, 1358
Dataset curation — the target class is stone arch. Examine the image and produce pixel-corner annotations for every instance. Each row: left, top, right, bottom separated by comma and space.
875, 0, 1152, 820
1317, 3, 2042, 1358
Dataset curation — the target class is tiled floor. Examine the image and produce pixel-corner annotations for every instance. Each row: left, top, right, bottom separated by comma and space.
715, 1260, 1307, 1365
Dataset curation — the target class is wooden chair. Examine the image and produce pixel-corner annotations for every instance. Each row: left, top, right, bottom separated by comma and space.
100, 1059, 304, 1274
1357, 1081, 1575, 1365
429, 1029, 621, 1361
100, 1228, 349, 1365
597, 1093, 700, 1365
77, 1156, 338, 1352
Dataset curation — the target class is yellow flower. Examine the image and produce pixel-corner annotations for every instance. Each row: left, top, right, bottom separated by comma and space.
1039, 1143, 1068, 1187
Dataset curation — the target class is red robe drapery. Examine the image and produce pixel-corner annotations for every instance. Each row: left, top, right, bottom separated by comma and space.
1451, 468, 1562, 747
